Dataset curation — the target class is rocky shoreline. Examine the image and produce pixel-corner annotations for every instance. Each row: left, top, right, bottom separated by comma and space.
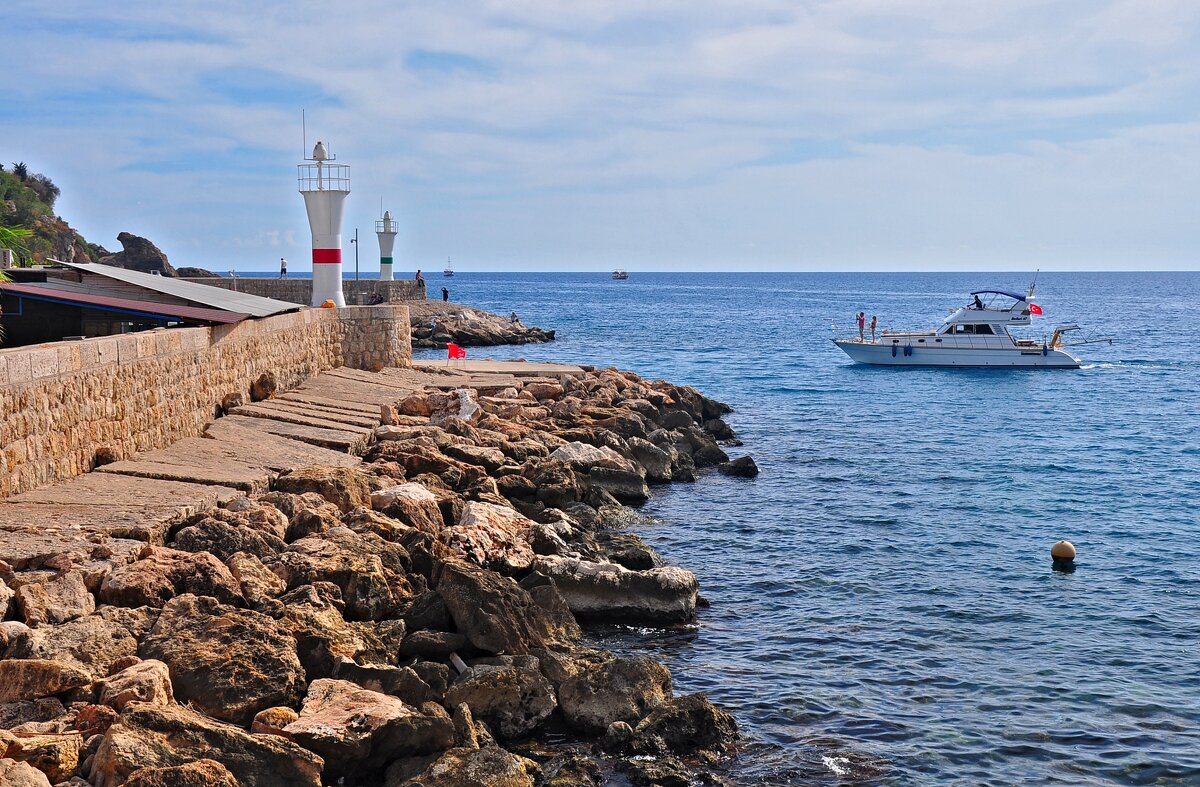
408, 301, 556, 349
0, 364, 758, 786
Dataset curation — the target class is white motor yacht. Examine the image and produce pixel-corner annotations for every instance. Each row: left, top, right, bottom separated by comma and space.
833, 289, 1082, 368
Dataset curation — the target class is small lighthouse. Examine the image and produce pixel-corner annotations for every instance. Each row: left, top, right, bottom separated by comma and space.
376, 209, 397, 282
298, 140, 350, 307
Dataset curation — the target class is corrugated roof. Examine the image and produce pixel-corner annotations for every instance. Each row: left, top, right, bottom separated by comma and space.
0, 281, 248, 324
56, 261, 300, 317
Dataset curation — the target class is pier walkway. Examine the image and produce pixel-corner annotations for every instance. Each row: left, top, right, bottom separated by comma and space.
0, 360, 583, 570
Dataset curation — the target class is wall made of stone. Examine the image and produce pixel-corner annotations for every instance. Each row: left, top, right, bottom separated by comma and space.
0, 305, 410, 498
181, 277, 427, 305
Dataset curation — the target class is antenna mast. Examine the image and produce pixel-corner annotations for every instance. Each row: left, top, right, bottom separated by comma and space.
1027, 269, 1039, 298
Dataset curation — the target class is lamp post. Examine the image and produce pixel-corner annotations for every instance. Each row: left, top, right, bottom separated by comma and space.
351, 228, 359, 281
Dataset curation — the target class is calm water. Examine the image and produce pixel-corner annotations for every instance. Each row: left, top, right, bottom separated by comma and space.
404, 271, 1199, 785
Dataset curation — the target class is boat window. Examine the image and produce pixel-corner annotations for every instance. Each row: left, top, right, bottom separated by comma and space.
974, 324, 994, 335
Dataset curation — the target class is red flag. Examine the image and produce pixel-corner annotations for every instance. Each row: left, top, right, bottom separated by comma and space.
1029, 303, 1043, 315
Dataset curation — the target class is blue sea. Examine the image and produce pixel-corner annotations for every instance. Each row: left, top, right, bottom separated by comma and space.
373, 270, 1197, 785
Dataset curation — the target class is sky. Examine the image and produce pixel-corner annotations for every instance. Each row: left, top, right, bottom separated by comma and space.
4, 1, 1200, 272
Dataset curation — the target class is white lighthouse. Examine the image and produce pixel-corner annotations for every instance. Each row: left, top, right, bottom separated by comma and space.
298, 140, 350, 307
376, 209, 397, 282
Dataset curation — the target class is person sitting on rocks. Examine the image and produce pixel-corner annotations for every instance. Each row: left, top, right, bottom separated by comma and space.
510, 311, 520, 325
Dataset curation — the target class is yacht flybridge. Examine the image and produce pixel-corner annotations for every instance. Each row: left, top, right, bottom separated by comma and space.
833, 289, 1084, 368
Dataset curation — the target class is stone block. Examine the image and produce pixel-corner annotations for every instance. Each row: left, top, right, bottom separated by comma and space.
28, 348, 58, 379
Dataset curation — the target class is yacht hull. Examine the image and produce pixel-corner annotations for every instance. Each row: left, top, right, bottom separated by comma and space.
833, 339, 1080, 368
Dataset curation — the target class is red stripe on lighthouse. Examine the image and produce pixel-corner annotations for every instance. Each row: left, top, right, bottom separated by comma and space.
312, 248, 342, 264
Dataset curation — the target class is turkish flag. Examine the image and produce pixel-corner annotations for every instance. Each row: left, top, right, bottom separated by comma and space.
1029, 303, 1043, 315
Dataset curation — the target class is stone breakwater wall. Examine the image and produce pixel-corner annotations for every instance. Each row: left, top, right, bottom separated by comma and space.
181, 277, 426, 305
0, 305, 411, 498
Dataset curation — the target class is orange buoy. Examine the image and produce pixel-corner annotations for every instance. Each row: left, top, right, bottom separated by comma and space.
1050, 540, 1076, 561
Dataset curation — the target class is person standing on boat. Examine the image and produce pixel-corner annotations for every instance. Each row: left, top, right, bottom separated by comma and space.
870, 315, 878, 342
442, 286, 449, 302
857, 312, 865, 341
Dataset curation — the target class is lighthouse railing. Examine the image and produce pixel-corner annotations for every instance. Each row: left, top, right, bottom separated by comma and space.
297, 162, 350, 192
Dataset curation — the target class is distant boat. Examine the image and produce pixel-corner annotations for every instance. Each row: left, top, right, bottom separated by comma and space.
611, 270, 628, 280
443, 257, 454, 277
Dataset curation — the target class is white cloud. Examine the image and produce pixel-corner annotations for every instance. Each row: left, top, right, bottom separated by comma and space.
4, 0, 1200, 270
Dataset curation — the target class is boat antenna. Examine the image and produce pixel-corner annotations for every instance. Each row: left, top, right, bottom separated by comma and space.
302, 109, 306, 160
1027, 269, 1039, 298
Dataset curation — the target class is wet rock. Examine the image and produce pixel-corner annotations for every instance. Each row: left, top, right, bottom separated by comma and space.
370, 483, 445, 535
391, 745, 537, 787
444, 663, 556, 740
659, 410, 694, 431
533, 556, 698, 624
442, 502, 536, 575
124, 758, 240, 787
596, 533, 663, 571
274, 467, 373, 513
4, 732, 82, 782
97, 660, 173, 712
557, 656, 672, 735
14, 571, 95, 627
0, 659, 92, 703
226, 552, 286, 606
682, 426, 729, 468
138, 594, 304, 726
251, 706, 298, 737
622, 755, 694, 787
282, 679, 453, 782
627, 436, 673, 483
717, 455, 759, 477
438, 562, 580, 655
99, 546, 243, 609
172, 518, 285, 561
90, 702, 322, 787
584, 466, 650, 504
0, 758, 52, 786
630, 693, 738, 754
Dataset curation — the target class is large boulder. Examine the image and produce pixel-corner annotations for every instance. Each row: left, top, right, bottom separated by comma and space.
226, 552, 286, 606
442, 502, 535, 575
627, 436, 673, 483
0, 759, 52, 787
282, 679, 453, 782
274, 583, 402, 681
99, 547, 243, 608
584, 466, 650, 504
532, 555, 698, 624
124, 759, 240, 787
549, 442, 637, 474
172, 518, 285, 561
629, 693, 738, 754
14, 570, 95, 626
0, 659, 92, 703
274, 467, 374, 513
4, 608, 146, 676
558, 655, 672, 735
98, 232, 176, 277
138, 594, 304, 725
390, 745, 537, 787
0, 578, 13, 620
90, 702, 323, 787
437, 562, 579, 655
370, 483, 445, 535
97, 659, 174, 712
265, 529, 407, 621
444, 663, 556, 740
3, 732, 83, 783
